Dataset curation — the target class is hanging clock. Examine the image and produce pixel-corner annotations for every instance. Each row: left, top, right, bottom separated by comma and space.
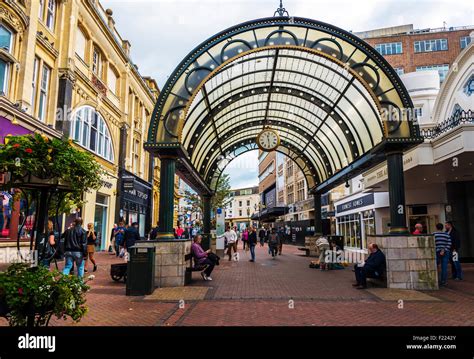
256, 128, 280, 151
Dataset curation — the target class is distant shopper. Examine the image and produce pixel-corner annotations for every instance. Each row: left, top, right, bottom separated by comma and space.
353, 243, 386, 289
248, 226, 257, 262
191, 235, 215, 281
446, 221, 463, 280
433, 223, 451, 286
84, 222, 97, 273
109, 223, 117, 255
258, 227, 266, 247
175, 224, 184, 239
277, 226, 285, 255
62, 218, 87, 278
242, 228, 249, 250
149, 221, 159, 240
124, 222, 140, 251
39, 220, 57, 268
412, 223, 424, 235
268, 228, 280, 259
316, 236, 330, 270
114, 221, 126, 257
224, 226, 238, 261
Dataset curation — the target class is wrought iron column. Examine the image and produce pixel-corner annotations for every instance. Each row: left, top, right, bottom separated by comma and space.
386, 150, 408, 234
157, 156, 176, 239
313, 192, 322, 234
202, 195, 212, 234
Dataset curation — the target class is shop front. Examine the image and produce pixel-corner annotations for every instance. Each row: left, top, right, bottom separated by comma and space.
334, 192, 389, 253
119, 170, 152, 238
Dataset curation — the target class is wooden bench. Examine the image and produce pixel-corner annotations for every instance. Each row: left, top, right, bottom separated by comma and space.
184, 252, 207, 284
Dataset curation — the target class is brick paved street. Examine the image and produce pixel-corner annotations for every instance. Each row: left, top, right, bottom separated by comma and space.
1, 243, 473, 326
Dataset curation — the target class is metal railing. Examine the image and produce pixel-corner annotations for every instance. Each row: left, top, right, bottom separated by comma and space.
420, 110, 474, 140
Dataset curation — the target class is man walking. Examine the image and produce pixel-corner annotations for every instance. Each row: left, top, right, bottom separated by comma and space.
446, 221, 463, 280
268, 228, 280, 259
124, 222, 140, 252
433, 223, 451, 286
62, 218, 87, 278
248, 226, 257, 262
114, 221, 126, 257
224, 226, 238, 261
258, 226, 266, 247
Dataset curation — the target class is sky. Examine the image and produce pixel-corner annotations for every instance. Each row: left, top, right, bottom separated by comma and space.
101, 0, 474, 189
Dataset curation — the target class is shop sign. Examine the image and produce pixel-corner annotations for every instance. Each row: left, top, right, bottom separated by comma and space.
336, 193, 375, 214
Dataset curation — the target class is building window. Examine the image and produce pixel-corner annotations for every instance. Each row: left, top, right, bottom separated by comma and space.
394, 67, 404, 76
361, 210, 375, 249
286, 161, 293, 177
133, 139, 140, 174
108, 66, 119, 95
246, 200, 250, 206
0, 25, 13, 95
75, 27, 87, 60
92, 47, 103, 78
46, 0, 56, 30
414, 39, 448, 53
460, 36, 472, 49
464, 75, 474, 96
258, 161, 275, 182
414, 107, 423, 118
296, 180, 305, 202
239, 201, 242, 207
375, 42, 402, 55
31, 57, 39, 111
71, 106, 114, 161
38, 0, 45, 20
416, 64, 449, 82
287, 184, 294, 204
38, 64, 50, 122
239, 209, 242, 217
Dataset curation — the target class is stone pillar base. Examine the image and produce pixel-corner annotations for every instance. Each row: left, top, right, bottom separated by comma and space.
136, 239, 191, 287
367, 235, 438, 290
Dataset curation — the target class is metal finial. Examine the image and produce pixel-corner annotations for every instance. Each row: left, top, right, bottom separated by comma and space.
274, 0, 289, 17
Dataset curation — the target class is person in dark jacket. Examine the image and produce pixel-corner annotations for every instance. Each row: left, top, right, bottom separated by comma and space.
258, 227, 266, 247
446, 221, 463, 280
353, 243, 386, 289
62, 218, 87, 278
248, 226, 258, 262
124, 222, 140, 251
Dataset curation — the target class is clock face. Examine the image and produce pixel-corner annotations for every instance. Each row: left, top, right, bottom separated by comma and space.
257, 129, 280, 151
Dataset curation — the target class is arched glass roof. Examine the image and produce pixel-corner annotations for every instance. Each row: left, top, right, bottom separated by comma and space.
146, 16, 422, 194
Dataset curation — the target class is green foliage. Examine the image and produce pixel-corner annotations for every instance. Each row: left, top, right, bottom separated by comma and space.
0, 263, 89, 326
0, 134, 104, 203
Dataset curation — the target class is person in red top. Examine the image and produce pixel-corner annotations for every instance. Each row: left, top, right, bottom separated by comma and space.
175, 224, 184, 239
412, 223, 424, 235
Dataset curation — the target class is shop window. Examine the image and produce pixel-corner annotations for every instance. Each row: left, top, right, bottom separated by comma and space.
71, 106, 114, 161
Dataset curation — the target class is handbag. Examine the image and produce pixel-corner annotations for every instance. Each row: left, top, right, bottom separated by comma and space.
207, 252, 220, 265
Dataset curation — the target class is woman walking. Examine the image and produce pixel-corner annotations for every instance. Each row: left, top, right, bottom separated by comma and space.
84, 222, 98, 273
242, 228, 249, 250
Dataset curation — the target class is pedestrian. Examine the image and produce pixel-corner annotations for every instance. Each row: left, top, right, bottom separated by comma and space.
62, 218, 87, 278
183, 226, 190, 240
149, 221, 159, 240
242, 228, 249, 250
124, 222, 140, 252
39, 220, 57, 268
175, 224, 184, 239
109, 223, 117, 255
277, 226, 284, 255
248, 226, 257, 262
191, 234, 216, 281
352, 243, 386, 289
84, 223, 98, 273
446, 221, 463, 280
316, 236, 330, 270
266, 227, 272, 255
433, 223, 451, 286
224, 226, 238, 261
268, 228, 280, 259
258, 226, 266, 247
412, 223, 424, 235
114, 221, 126, 257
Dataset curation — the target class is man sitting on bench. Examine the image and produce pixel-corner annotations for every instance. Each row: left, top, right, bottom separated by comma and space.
191, 235, 215, 281
353, 243, 386, 289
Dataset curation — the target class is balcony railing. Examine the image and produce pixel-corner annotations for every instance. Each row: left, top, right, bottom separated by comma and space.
420, 110, 474, 139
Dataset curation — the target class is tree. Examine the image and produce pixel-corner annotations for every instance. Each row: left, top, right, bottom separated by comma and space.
182, 173, 232, 222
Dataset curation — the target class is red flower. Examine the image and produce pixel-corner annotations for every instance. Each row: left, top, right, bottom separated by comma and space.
25, 148, 33, 154
18, 288, 23, 296
12, 143, 20, 148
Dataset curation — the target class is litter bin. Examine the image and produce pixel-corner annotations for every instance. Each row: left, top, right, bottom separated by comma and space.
126, 245, 155, 296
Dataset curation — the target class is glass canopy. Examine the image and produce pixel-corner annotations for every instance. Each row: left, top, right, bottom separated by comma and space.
146, 16, 422, 194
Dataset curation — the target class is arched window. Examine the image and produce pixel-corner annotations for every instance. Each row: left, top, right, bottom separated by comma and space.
71, 106, 114, 162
